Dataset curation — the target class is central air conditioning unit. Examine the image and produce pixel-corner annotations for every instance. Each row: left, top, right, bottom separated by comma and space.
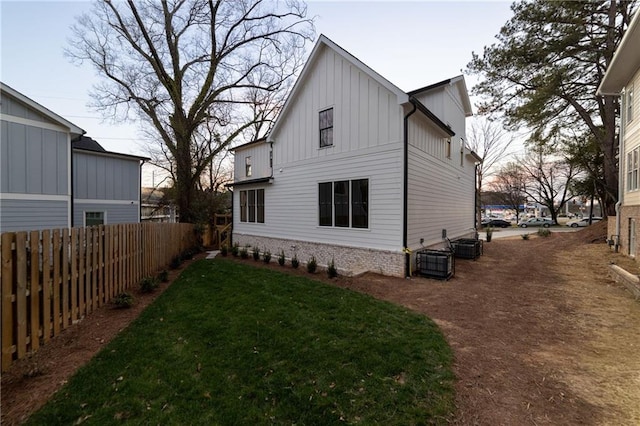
450, 238, 483, 260
415, 249, 454, 280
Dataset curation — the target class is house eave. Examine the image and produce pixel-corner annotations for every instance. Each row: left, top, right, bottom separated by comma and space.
410, 98, 455, 137
597, 10, 640, 96
226, 177, 274, 187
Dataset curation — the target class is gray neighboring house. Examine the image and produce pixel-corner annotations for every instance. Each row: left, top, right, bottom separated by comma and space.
0, 82, 147, 233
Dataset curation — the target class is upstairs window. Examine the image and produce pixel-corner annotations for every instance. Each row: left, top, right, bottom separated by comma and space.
445, 138, 451, 159
245, 156, 252, 177
320, 108, 334, 148
460, 138, 465, 166
628, 85, 634, 123
627, 147, 639, 192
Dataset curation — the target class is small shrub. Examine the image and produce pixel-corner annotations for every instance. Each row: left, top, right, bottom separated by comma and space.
291, 255, 300, 269
263, 250, 272, 264
113, 292, 134, 309
278, 250, 286, 266
170, 255, 183, 270
307, 256, 317, 274
521, 233, 530, 240
182, 248, 194, 260
158, 270, 169, 283
140, 276, 159, 293
240, 246, 249, 259
220, 245, 228, 257
537, 228, 551, 237
231, 243, 240, 257
252, 246, 260, 261
327, 258, 338, 278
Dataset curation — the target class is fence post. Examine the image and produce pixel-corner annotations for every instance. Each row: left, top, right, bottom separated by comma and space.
1, 233, 14, 371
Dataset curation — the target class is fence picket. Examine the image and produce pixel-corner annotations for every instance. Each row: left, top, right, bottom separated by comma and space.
41, 230, 51, 344
29, 231, 40, 352
1, 233, 14, 371
15, 233, 27, 359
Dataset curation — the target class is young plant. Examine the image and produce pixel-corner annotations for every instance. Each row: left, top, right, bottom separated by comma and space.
140, 276, 160, 293
263, 249, 272, 264
327, 258, 338, 278
278, 250, 286, 266
252, 246, 260, 261
537, 228, 551, 237
170, 255, 183, 270
220, 245, 228, 257
240, 246, 249, 259
231, 243, 240, 257
157, 270, 169, 283
113, 292, 134, 309
291, 254, 300, 269
307, 256, 317, 273
521, 233, 530, 240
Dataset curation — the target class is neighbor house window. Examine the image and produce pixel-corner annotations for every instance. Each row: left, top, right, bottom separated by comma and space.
318, 179, 369, 228
239, 189, 265, 223
445, 138, 451, 159
319, 108, 333, 148
460, 138, 465, 166
245, 156, 252, 177
627, 147, 639, 191
85, 211, 104, 227
628, 85, 634, 123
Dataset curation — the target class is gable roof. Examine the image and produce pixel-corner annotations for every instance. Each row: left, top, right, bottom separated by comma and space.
269, 34, 460, 141
598, 10, 640, 95
0, 82, 85, 137
408, 75, 474, 117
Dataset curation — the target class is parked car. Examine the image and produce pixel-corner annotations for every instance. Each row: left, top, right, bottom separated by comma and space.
482, 219, 512, 228
518, 217, 555, 228
565, 217, 603, 228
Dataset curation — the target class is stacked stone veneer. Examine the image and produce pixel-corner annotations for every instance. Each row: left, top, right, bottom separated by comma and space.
233, 234, 405, 277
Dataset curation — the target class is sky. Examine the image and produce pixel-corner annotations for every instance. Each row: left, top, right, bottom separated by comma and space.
1, 0, 515, 183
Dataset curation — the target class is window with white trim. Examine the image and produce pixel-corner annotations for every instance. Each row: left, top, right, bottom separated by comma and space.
85, 211, 104, 227
318, 179, 368, 228
245, 156, 252, 177
319, 108, 334, 148
627, 147, 639, 191
628, 85, 634, 123
239, 189, 264, 223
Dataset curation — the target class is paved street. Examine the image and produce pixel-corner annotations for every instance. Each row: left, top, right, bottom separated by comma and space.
479, 225, 581, 240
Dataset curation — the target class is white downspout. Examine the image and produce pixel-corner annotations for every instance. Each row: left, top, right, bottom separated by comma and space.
615, 91, 626, 252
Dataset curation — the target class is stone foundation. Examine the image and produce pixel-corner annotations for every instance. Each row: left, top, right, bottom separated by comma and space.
233, 234, 405, 277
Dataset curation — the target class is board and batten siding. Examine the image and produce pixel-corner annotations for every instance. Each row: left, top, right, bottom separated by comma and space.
73, 151, 140, 201
0, 199, 68, 232
0, 94, 53, 124
271, 45, 403, 166
406, 113, 476, 249
412, 85, 467, 142
1, 121, 69, 195
233, 141, 271, 183
624, 68, 640, 206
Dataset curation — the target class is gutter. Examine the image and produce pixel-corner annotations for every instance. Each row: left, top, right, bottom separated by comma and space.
403, 101, 417, 278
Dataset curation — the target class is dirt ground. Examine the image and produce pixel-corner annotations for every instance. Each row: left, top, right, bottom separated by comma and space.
2, 222, 640, 425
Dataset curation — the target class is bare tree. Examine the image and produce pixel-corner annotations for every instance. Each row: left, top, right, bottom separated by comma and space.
489, 162, 527, 223
518, 148, 579, 225
66, 0, 314, 223
467, 116, 514, 228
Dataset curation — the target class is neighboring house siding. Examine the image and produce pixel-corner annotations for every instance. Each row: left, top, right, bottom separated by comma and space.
73, 202, 139, 226
271, 46, 403, 166
0, 95, 53, 124
625, 69, 640, 206
73, 152, 140, 201
406, 113, 476, 249
1, 121, 68, 195
234, 142, 271, 183
0, 199, 68, 232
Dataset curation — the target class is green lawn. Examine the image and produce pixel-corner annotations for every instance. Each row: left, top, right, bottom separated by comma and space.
27, 259, 455, 425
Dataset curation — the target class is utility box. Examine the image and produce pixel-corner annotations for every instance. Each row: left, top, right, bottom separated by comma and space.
415, 249, 454, 280
451, 238, 483, 260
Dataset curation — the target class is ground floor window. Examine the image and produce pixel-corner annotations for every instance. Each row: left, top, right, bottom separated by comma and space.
239, 189, 265, 223
85, 211, 105, 227
319, 178, 368, 228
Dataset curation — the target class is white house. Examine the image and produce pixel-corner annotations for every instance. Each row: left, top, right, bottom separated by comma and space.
230, 35, 479, 277
598, 11, 640, 257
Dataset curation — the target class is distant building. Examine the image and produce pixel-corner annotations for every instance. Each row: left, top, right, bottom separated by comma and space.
0, 82, 147, 232
141, 187, 178, 222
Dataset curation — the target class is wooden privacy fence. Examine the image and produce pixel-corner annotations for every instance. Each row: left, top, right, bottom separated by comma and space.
1, 222, 195, 372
